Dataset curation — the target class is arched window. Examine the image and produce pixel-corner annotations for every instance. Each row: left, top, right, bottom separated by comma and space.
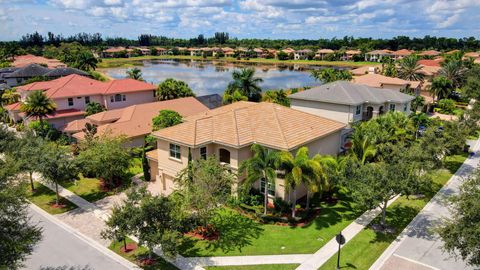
219, 148, 230, 164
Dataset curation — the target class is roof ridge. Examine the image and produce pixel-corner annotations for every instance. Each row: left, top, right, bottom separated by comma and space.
233, 109, 241, 146
46, 74, 77, 98
271, 104, 289, 149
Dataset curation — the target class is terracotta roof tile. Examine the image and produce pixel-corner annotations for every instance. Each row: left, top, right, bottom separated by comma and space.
353, 74, 421, 88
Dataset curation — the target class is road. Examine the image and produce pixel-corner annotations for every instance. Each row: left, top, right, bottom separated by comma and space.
22, 205, 136, 270
371, 139, 480, 270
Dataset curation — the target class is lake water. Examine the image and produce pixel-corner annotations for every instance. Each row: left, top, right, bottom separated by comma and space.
102, 59, 327, 96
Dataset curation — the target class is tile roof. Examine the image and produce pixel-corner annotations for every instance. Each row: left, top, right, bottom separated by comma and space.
12, 54, 66, 68
353, 73, 421, 88
4, 64, 51, 78
289, 81, 414, 106
62, 118, 90, 133
366, 50, 394, 55
43, 67, 89, 77
73, 97, 209, 140
317, 49, 335, 54
4, 102, 20, 111
153, 102, 346, 151
17, 74, 156, 99
146, 150, 158, 161
418, 50, 441, 56
393, 49, 413, 56
417, 59, 442, 67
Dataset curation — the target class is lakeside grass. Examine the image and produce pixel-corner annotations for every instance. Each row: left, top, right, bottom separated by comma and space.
27, 182, 77, 215
206, 265, 300, 270
109, 237, 178, 270
179, 190, 361, 257
318, 153, 468, 270
97, 55, 375, 69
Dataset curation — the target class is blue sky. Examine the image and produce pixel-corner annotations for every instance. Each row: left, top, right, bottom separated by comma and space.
1, 0, 480, 41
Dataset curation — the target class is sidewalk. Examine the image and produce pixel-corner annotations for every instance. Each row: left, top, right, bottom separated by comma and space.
370, 139, 480, 270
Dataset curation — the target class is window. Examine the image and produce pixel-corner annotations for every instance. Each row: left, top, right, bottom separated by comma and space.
389, 104, 396, 111
114, 94, 122, 102
153, 90, 157, 97
200, 147, 207, 160
219, 148, 231, 164
122, 94, 126, 101
68, 98, 74, 106
403, 103, 408, 112
85, 96, 90, 104
169, 144, 181, 159
260, 178, 275, 196
355, 105, 362, 115
110, 96, 114, 102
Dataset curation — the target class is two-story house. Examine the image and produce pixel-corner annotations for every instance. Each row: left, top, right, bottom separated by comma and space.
6, 74, 157, 129
148, 101, 346, 202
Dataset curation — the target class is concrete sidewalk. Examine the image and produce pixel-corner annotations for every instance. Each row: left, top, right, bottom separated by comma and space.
370, 139, 480, 270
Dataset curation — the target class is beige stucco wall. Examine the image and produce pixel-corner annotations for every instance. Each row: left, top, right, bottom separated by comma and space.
55, 95, 104, 111
291, 99, 361, 124
380, 84, 406, 92
103, 90, 156, 110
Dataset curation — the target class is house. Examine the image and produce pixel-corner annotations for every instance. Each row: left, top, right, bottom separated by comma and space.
365, 50, 394, 62
315, 49, 335, 60
7, 74, 157, 129
12, 54, 66, 68
3, 64, 89, 88
464, 52, 480, 59
281, 48, 295, 55
350, 65, 381, 76
189, 48, 203, 57
342, 50, 361, 61
294, 49, 312, 60
417, 59, 443, 67
418, 50, 441, 57
101, 47, 128, 58
149, 101, 346, 199
289, 81, 414, 125
0, 67, 19, 87
68, 97, 210, 147
155, 47, 169, 55
392, 49, 414, 60
353, 73, 422, 94
221, 47, 235, 57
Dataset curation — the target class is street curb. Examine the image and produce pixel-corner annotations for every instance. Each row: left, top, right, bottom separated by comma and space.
28, 203, 141, 270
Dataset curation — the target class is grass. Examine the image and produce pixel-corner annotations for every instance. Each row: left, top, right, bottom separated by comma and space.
128, 157, 144, 176
58, 175, 117, 203
109, 237, 178, 270
179, 190, 361, 257
206, 264, 299, 270
27, 182, 77, 214
318, 153, 468, 270
97, 55, 376, 69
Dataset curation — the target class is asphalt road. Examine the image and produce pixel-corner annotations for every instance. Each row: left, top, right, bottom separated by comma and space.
22, 205, 135, 270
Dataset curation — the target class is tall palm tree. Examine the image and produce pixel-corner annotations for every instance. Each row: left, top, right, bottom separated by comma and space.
126, 67, 144, 81
439, 61, 466, 89
349, 132, 376, 164
278, 147, 321, 217
75, 51, 98, 71
239, 144, 279, 215
429, 76, 453, 101
313, 154, 345, 196
397, 55, 424, 81
1, 88, 20, 105
20, 90, 56, 123
226, 68, 263, 102
222, 89, 247, 104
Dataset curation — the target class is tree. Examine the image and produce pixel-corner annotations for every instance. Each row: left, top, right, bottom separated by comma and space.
14, 132, 45, 192
310, 68, 352, 83
151, 110, 182, 131
429, 76, 453, 101
437, 171, 480, 266
382, 58, 397, 77
0, 157, 42, 269
142, 144, 150, 181
313, 154, 345, 196
278, 147, 321, 217
156, 78, 195, 101
38, 143, 78, 205
224, 68, 263, 102
439, 60, 466, 89
262, 90, 290, 107
1, 88, 20, 105
20, 90, 56, 123
176, 157, 234, 229
239, 144, 279, 215
398, 55, 424, 81
411, 95, 425, 112
0, 125, 16, 153
277, 51, 289, 60
77, 136, 131, 188
126, 67, 143, 81
74, 51, 98, 71
222, 89, 248, 105
84, 102, 105, 116
462, 67, 480, 100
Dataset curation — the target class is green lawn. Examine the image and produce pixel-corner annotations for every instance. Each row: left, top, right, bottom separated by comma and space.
109, 237, 178, 270
97, 55, 375, 69
58, 175, 117, 203
318, 153, 468, 270
128, 157, 144, 176
27, 182, 77, 215
179, 190, 360, 257
206, 264, 299, 270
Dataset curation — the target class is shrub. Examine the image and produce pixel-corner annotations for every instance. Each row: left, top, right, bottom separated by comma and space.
437, 99, 457, 114
273, 197, 290, 214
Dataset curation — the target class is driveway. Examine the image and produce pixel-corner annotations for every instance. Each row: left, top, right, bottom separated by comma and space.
22, 205, 137, 270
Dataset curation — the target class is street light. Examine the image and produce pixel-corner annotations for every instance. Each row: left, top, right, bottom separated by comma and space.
335, 231, 346, 270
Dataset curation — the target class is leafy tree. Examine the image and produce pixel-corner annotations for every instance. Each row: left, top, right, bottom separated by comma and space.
1, 88, 20, 105
278, 147, 321, 216
222, 89, 248, 104
462, 67, 480, 100
430, 76, 453, 101
0, 157, 42, 269
437, 171, 480, 266
439, 60, 467, 89
310, 68, 352, 83
151, 109, 182, 131
262, 90, 290, 107
224, 68, 263, 102
13, 132, 45, 191
84, 102, 105, 116
74, 51, 98, 71
398, 55, 424, 81
20, 90, 56, 122
0, 125, 16, 153
156, 78, 195, 101
141, 144, 150, 181
126, 67, 143, 81
82, 122, 97, 143
382, 58, 397, 77
411, 95, 425, 112
239, 144, 279, 215
277, 51, 289, 60
77, 136, 131, 188
437, 99, 456, 114
313, 154, 345, 196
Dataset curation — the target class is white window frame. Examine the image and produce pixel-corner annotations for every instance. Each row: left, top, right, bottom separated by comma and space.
260, 178, 275, 196
169, 144, 181, 160
389, 103, 396, 111
403, 103, 408, 112
200, 147, 207, 160
67, 98, 74, 107
355, 105, 362, 115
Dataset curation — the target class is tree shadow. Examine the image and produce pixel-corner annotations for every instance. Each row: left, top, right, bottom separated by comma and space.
370, 204, 419, 244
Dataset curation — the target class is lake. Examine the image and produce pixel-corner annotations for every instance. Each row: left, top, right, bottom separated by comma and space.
102, 59, 333, 96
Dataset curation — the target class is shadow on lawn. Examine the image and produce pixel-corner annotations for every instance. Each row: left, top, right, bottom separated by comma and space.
370, 204, 419, 244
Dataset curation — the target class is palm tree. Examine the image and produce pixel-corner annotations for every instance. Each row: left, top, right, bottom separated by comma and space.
349, 132, 376, 164
85, 102, 105, 116
75, 51, 98, 71
439, 61, 466, 89
278, 147, 321, 217
126, 67, 143, 81
20, 90, 56, 123
397, 55, 424, 81
239, 144, 279, 215
429, 76, 453, 101
313, 154, 345, 196
1, 88, 20, 105
222, 89, 247, 104
226, 68, 263, 102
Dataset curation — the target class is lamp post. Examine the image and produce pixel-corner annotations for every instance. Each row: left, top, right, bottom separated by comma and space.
335, 231, 346, 270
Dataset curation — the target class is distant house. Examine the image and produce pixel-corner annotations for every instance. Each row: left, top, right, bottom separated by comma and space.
418, 50, 441, 57
342, 50, 361, 61
68, 97, 210, 147
281, 48, 295, 55
289, 81, 414, 125
101, 47, 127, 58
294, 49, 312, 60
155, 47, 169, 55
315, 49, 335, 60
221, 47, 235, 57
189, 48, 203, 57
365, 50, 394, 62
2, 64, 89, 88
12, 54, 66, 68
6, 74, 157, 129
350, 66, 381, 76
417, 58, 443, 67
392, 49, 413, 60
464, 52, 480, 59
353, 73, 422, 94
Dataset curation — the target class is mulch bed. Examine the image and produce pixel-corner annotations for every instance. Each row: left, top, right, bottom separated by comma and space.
50, 203, 67, 208
186, 226, 219, 241
120, 243, 138, 253
139, 258, 156, 266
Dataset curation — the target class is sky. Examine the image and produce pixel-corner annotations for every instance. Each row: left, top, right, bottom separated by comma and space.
1, 0, 480, 41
